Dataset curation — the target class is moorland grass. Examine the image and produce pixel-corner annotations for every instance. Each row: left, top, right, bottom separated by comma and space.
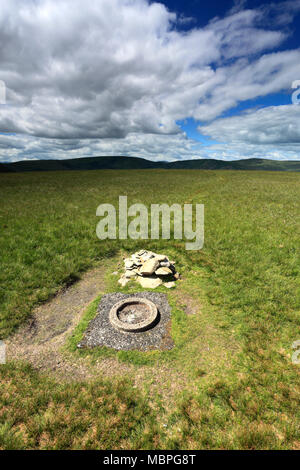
0, 169, 300, 449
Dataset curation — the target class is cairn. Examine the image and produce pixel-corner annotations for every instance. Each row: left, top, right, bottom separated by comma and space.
118, 250, 180, 289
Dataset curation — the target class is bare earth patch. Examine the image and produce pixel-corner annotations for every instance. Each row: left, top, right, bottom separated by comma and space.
6, 263, 134, 381
6, 261, 188, 400
6, 258, 238, 405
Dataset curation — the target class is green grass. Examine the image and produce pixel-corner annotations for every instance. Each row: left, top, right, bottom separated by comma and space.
0, 361, 159, 450
1, 169, 300, 449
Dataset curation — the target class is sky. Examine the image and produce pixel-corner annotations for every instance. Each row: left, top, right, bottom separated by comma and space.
0, 0, 300, 163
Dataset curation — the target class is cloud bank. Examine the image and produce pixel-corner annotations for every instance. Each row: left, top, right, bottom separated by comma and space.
0, 0, 299, 162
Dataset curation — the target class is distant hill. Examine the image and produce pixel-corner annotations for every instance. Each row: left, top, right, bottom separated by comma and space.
0, 163, 13, 172
0, 156, 159, 172
1, 156, 300, 172
168, 158, 300, 171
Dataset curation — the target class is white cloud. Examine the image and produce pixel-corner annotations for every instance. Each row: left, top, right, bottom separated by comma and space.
0, 132, 203, 162
200, 104, 300, 144
0, 0, 299, 161
2, 117, 300, 163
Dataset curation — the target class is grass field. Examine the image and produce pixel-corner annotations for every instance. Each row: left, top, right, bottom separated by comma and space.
0, 169, 300, 449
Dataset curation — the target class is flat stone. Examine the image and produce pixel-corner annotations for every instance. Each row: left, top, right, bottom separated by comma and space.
155, 267, 173, 276
155, 254, 168, 261
159, 261, 171, 267
174, 272, 180, 280
164, 281, 176, 288
141, 252, 155, 262
140, 258, 159, 275
138, 276, 162, 289
118, 276, 129, 287
124, 259, 135, 269
125, 270, 137, 278
132, 268, 142, 276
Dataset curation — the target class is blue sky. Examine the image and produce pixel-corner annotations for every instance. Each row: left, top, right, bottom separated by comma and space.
178, 90, 292, 144
0, 0, 300, 162
160, 0, 300, 145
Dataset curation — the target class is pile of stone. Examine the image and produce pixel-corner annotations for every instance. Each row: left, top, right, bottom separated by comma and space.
118, 250, 180, 289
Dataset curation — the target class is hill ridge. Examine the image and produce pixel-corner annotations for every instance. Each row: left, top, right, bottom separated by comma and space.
1, 155, 300, 172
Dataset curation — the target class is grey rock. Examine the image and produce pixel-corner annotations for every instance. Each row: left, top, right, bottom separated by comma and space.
140, 258, 159, 275
138, 276, 162, 289
159, 261, 171, 267
155, 267, 173, 276
164, 281, 176, 288
125, 259, 135, 269
155, 254, 168, 262
118, 276, 129, 287
125, 270, 137, 278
